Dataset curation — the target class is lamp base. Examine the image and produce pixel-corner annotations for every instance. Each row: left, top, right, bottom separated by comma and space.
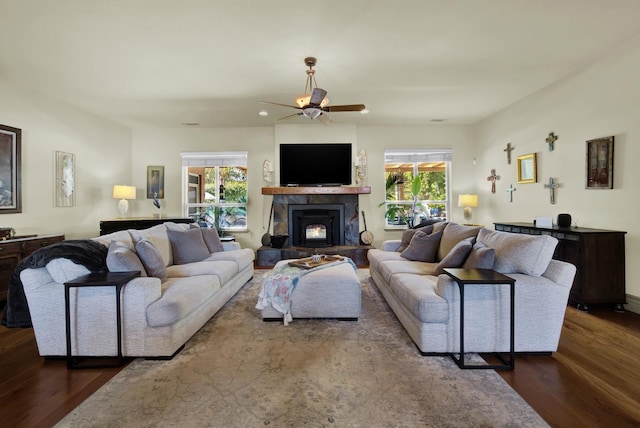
463, 207, 473, 223
118, 199, 129, 217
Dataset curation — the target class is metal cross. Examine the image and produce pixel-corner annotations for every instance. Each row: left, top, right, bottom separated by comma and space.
506, 184, 516, 202
486, 168, 500, 193
543, 177, 560, 204
504, 142, 515, 164
546, 132, 558, 152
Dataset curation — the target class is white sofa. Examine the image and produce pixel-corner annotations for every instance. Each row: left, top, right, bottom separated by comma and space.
21, 222, 254, 359
368, 222, 577, 355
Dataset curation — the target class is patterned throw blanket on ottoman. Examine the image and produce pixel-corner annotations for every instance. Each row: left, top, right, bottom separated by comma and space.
255, 257, 356, 325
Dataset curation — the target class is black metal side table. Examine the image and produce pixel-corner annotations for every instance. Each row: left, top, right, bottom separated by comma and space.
64, 271, 140, 369
443, 268, 516, 370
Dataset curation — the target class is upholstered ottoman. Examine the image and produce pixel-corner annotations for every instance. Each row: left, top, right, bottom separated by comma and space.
260, 259, 361, 321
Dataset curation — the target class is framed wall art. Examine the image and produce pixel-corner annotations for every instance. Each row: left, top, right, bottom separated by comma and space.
517, 153, 537, 184
55, 151, 75, 207
586, 136, 614, 189
147, 165, 164, 199
0, 124, 21, 214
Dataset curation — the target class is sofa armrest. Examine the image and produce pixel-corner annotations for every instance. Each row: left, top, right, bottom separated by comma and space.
542, 259, 576, 289
382, 240, 402, 252
223, 241, 241, 251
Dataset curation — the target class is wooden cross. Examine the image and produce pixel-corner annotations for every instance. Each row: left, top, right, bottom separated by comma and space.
506, 184, 516, 202
544, 177, 560, 204
486, 168, 500, 193
504, 142, 514, 164
546, 132, 558, 152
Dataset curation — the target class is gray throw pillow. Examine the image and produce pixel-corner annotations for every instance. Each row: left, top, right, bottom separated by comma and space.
396, 224, 434, 252
433, 237, 474, 275
167, 227, 210, 264
462, 241, 496, 270
400, 230, 443, 262
106, 240, 147, 276
200, 226, 225, 253
135, 239, 167, 281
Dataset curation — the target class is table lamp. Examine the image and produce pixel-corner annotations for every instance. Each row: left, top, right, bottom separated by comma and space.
112, 185, 136, 217
458, 194, 478, 224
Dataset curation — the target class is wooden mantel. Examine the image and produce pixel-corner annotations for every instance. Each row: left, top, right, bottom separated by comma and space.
262, 186, 371, 195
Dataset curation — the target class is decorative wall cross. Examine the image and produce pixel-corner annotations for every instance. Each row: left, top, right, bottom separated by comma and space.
504, 142, 514, 164
506, 184, 516, 202
546, 132, 558, 151
543, 177, 560, 204
486, 168, 500, 193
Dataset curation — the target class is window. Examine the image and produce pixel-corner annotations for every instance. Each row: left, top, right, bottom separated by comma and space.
181, 152, 248, 234
382, 149, 451, 228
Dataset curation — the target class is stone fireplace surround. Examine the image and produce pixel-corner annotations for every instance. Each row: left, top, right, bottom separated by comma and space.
258, 186, 372, 267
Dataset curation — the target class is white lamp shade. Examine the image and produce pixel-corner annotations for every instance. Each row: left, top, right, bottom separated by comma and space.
458, 194, 478, 208
113, 185, 136, 200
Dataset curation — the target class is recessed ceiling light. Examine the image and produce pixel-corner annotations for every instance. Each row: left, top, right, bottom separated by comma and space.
258, 110, 269, 116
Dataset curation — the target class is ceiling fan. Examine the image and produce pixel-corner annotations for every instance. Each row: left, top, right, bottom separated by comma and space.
261, 57, 366, 122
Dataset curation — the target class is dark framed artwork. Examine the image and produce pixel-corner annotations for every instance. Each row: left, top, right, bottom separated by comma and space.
517, 153, 537, 184
147, 165, 164, 199
586, 136, 614, 189
0, 124, 21, 213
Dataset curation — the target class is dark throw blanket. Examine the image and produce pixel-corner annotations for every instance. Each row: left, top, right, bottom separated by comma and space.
1, 240, 108, 328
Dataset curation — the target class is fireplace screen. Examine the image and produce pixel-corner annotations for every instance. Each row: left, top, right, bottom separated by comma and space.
289, 204, 345, 248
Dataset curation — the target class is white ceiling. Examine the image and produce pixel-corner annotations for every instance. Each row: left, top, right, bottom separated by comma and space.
2, 0, 640, 128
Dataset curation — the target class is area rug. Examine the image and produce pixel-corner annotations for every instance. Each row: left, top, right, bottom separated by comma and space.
56, 269, 548, 427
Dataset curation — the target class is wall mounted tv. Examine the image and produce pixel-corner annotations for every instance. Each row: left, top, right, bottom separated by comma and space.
279, 143, 352, 186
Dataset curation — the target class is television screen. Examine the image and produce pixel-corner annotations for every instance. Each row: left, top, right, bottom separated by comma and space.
279, 143, 352, 186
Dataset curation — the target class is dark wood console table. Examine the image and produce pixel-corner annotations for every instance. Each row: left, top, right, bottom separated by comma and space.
0, 234, 65, 302
494, 222, 626, 311
100, 217, 193, 235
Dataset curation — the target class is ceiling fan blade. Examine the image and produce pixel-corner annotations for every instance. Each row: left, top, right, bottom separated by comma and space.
309, 88, 327, 105
318, 113, 333, 125
323, 104, 366, 112
260, 101, 301, 109
277, 112, 303, 121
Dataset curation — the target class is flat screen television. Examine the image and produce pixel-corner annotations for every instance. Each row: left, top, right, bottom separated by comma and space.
279, 143, 352, 186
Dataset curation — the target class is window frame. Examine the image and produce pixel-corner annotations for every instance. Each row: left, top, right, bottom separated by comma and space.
382, 149, 451, 230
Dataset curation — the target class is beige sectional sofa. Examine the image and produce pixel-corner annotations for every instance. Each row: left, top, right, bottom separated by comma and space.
21, 222, 254, 359
367, 222, 577, 355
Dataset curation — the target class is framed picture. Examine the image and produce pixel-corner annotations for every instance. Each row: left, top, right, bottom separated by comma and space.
517, 153, 537, 184
0, 124, 21, 213
55, 151, 75, 207
147, 165, 164, 199
586, 136, 614, 189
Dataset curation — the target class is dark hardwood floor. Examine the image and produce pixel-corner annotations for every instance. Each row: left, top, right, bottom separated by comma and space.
1, 305, 639, 428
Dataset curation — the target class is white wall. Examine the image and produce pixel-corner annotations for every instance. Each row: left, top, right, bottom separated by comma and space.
474, 34, 640, 308
0, 80, 132, 239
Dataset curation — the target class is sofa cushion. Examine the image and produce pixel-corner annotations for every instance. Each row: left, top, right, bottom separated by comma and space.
396, 224, 434, 252
92, 230, 135, 249
45, 258, 91, 283
135, 239, 167, 281
462, 242, 496, 269
146, 275, 221, 327
389, 273, 448, 323
437, 223, 481, 261
199, 226, 225, 253
205, 248, 255, 271
477, 228, 558, 276
378, 259, 437, 283
400, 230, 442, 262
434, 237, 474, 275
106, 240, 147, 276
167, 227, 210, 264
166, 260, 239, 284
129, 224, 172, 266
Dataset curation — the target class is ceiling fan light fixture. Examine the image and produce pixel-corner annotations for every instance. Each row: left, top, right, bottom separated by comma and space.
302, 107, 323, 119
295, 93, 329, 109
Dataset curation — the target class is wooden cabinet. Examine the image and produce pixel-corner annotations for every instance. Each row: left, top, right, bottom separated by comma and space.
494, 222, 626, 311
0, 234, 65, 301
99, 217, 193, 235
